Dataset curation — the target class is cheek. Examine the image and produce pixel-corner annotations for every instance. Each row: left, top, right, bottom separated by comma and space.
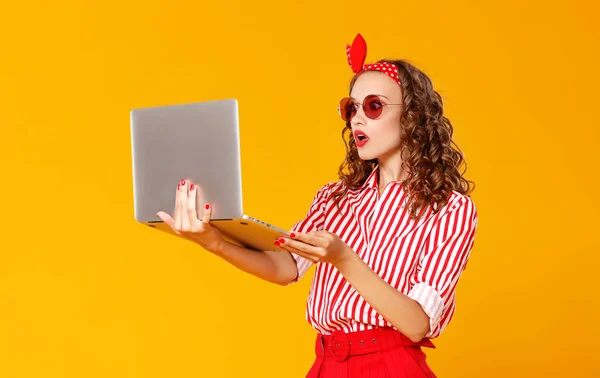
372, 118, 402, 139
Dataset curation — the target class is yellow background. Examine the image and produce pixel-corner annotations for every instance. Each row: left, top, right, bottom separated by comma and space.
1, 0, 598, 377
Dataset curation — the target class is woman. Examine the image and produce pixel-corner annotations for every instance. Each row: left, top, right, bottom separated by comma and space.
158, 34, 478, 377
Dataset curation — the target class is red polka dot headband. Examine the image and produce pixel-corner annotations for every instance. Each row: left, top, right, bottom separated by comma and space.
346, 33, 401, 86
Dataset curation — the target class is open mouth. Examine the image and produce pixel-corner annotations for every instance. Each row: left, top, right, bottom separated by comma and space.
353, 131, 369, 146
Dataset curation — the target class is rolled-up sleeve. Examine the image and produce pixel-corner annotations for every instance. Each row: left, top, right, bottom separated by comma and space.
287, 184, 331, 283
407, 196, 478, 338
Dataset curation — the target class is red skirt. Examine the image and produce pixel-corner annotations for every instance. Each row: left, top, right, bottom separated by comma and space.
306, 327, 437, 378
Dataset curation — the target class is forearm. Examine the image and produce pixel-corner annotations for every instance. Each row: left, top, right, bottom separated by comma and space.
335, 252, 430, 342
212, 241, 298, 286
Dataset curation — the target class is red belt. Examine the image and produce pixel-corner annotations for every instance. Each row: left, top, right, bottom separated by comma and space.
316, 327, 435, 363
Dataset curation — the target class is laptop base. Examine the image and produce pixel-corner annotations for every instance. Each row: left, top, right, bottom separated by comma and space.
145, 216, 290, 252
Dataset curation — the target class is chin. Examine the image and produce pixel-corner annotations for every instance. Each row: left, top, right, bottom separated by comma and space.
357, 149, 378, 161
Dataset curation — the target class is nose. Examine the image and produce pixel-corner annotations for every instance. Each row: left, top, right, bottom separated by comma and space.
351, 105, 367, 128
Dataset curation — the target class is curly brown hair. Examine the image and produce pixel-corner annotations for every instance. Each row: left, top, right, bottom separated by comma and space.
332, 59, 475, 221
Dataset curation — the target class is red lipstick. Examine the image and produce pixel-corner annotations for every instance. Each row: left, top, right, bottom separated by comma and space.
353, 130, 369, 147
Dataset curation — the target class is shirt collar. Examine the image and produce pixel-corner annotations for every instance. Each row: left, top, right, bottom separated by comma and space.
361, 164, 380, 191
360, 164, 405, 192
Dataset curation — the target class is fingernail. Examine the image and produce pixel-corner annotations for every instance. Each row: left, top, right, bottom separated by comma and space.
274, 241, 280, 246
190, 184, 195, 190
290, 233, 296, 238
278, 238, 285, 244
181, 179, 186, 185
177, 183, 181, 190
205, 204, 210, 210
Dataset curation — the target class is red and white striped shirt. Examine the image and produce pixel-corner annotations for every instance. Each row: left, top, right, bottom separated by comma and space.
290, 166, 478, 339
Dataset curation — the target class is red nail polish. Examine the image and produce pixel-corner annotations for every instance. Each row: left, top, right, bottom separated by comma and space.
278, 238, 285, 244
181, 179, 186, 185
274, 241, 280, 246
177, 183, 181, 190
205, 204, 210, 210
190, 184, 195, 190
290, 232, 296, 238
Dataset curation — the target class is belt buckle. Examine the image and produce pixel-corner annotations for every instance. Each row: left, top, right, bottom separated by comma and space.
329, 331, 350, 362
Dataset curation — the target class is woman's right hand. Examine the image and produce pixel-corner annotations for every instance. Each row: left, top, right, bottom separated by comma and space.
157, 178, 225, 253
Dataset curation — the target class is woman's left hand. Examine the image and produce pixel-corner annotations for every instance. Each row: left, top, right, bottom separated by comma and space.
276, 231, 353, 266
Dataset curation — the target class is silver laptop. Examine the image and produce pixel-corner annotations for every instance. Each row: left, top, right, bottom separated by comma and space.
130, 99, 289, 251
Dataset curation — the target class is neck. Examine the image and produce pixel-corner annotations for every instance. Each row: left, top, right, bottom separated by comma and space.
377, 152, 409, 189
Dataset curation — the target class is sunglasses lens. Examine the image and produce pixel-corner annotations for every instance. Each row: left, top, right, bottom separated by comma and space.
364, 95, 383, 119
339, 98, 356, 122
